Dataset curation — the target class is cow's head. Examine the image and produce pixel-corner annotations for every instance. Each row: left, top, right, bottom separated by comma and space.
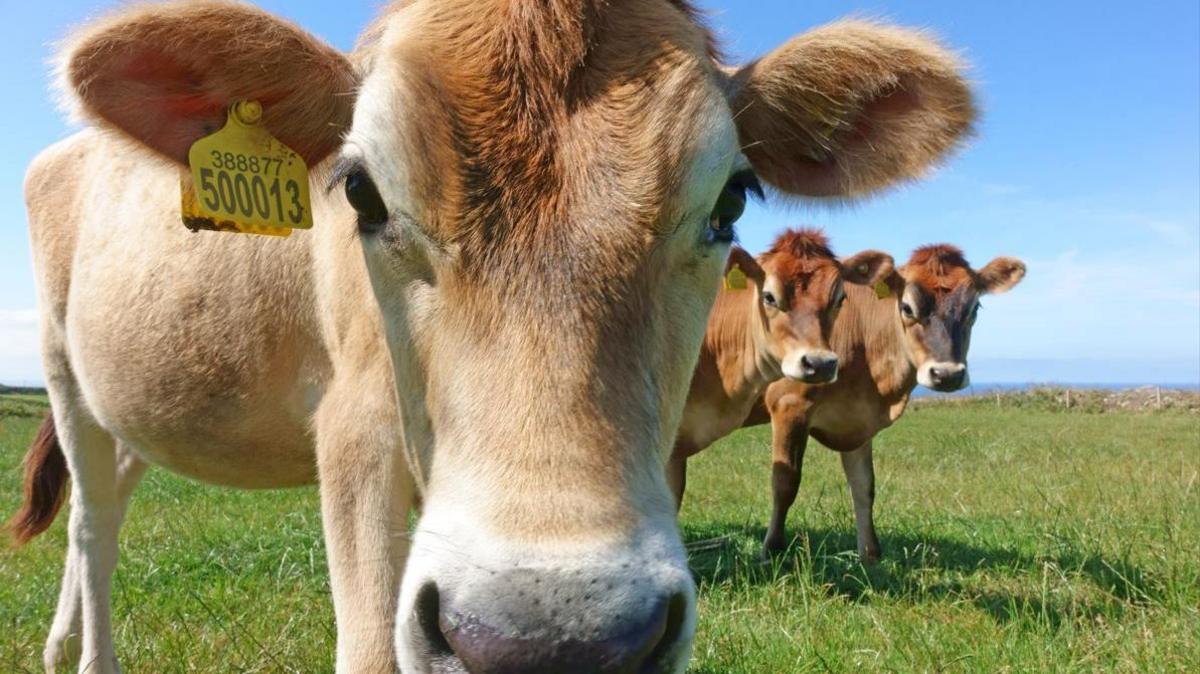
734, 230, 892, 384
891, 245, 1025, 391
61, 2, 975, 670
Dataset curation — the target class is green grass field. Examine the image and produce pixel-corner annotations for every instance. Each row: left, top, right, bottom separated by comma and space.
1, 394, 1197, 672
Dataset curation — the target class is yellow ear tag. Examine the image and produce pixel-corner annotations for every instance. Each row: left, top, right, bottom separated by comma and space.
180, 101, 313, 237
724, 265, 748, 290
874, 279, 892, 299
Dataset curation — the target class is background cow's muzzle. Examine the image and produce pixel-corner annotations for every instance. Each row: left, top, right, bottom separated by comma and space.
783, 349, 839, 384
920, 361, 969, 392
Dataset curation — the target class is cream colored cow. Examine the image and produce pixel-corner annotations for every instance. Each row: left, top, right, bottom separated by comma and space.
9, 1, 976, 672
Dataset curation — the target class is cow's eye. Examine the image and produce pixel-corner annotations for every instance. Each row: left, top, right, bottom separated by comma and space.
762, 290, 777, 308
708, 170, 763, 244
344, 169, 389, 232
969, 301, 981, 323
901, 302, 917, 320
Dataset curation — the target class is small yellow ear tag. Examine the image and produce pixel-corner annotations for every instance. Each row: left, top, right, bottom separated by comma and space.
180, 101, 313, 237
874, 279, 892, 299
724, 265, 748, 290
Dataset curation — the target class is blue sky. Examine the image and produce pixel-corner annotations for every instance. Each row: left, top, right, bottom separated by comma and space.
1, 1, 1197, 385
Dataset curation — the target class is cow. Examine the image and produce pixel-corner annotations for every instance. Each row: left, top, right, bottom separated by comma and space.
8, 1, 976, 672
667, 230, 893, 509
747, 244, 1025, 563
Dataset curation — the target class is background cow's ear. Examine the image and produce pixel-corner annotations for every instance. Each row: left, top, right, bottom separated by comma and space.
727, 19, 976, 200
840, 250, 895, 285
60, 1, 357, 165
726, 247, 766, 287
976, 256, 1026, 294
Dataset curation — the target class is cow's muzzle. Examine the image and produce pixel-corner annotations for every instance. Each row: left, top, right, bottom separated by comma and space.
919, 361, 969, 392
397, 521, 695, 673
783, 349, 839, 384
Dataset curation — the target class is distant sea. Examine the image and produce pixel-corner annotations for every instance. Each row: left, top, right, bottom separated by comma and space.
911, 382, 1200, 398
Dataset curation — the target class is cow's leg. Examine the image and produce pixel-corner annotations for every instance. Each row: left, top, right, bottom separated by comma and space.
315, 379, 414, 673
666, 451, 688, 512
43, 397, 123, 674
840, 440, 882, 563
762, 414, 808, 557
45, 447, 146, 673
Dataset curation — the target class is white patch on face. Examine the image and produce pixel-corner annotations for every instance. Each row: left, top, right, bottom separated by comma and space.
342, 12, 425, 225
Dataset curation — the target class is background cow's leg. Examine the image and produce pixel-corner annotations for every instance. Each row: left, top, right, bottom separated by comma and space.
315, 379, 413, 674
45, 446, 146, 672
666, 451, 688, 511
762, 413, 808, 557
840, 440, 882, 564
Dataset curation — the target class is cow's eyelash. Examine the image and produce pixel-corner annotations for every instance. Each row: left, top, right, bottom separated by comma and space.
326, 157, 363, 192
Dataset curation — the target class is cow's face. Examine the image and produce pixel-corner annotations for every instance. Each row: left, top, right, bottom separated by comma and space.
62, 2, 975, 671
896, 246, 1026, 392
749, 231, 893, 384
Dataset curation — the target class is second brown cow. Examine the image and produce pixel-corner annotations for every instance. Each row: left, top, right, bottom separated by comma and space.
747, 244, 1026, 562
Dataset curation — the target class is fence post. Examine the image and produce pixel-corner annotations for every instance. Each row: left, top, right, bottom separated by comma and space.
1065, 388, 1071, 409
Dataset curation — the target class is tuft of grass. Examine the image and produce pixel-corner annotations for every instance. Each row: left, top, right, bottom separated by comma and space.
1, 394, 1197, 672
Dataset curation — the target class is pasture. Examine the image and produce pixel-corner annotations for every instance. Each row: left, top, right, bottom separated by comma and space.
1, 393, 1196, 673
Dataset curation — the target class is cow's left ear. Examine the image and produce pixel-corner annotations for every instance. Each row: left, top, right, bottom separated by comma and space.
727, 19, 976, 200
726, 246, 766, 287
840, 250, 895, 285
976, 257, 1026, 294
60, 1, 356, 166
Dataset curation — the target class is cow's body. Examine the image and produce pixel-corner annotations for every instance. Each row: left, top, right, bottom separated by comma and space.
29, 130, 340, 490
11, 2, 977, 672
747, 245, 1026, 562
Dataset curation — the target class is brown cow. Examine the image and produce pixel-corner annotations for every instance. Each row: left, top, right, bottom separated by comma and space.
748, 244, 1025, 562
668, 230, 892, 508
11, 2, 976, 672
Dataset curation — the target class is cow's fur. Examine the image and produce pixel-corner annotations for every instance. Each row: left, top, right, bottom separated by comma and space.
668, 230, 892, 509
745, 245, 1025, 562
12, 2, 976, 672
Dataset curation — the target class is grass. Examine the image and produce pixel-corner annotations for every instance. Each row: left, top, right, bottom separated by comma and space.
1, 393, 1197, 673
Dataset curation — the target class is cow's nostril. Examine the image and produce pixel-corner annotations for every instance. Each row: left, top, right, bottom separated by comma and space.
415, 583, 454, 658
642, 592, 688, 672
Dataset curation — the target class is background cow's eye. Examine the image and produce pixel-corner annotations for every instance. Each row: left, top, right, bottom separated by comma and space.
344, 169, 389, 231
708, 170, 763, 243
901, 302, 917, 319
762, 290, 777, 308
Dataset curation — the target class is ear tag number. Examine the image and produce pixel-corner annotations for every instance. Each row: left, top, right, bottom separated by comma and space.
724, 265, 748, 290
180, 101, 313, 237
874, 279, 892, 299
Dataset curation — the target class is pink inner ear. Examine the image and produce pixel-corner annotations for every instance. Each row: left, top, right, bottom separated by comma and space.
848, 81, 923, 145
92, 50, 228, 163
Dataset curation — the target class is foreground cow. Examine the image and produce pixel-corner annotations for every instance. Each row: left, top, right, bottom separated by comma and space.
747, 245, 1025, 562
668, 230, 892, 508
9, 1, 976, 671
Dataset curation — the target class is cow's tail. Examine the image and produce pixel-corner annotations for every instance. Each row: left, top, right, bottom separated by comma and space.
6, 411, 69, 546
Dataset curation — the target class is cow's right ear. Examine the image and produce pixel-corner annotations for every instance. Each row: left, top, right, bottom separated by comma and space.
60, 1, 357, 166
840, 250, 895, 286
726, 247, 766, 288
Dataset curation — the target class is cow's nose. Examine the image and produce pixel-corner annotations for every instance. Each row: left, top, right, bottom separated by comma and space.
929, 363, 967, 391
416, 574, 688, 674
798, 351, 839, 383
